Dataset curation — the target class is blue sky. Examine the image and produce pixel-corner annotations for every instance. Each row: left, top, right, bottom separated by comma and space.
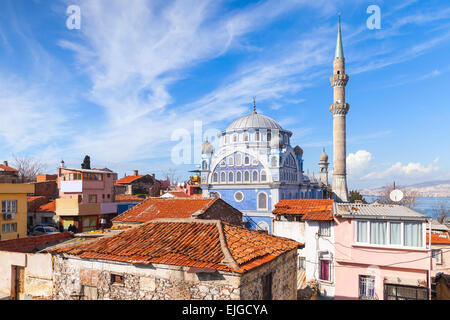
0, 0, 449, 189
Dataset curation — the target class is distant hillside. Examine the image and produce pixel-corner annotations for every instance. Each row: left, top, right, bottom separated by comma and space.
361, 180, 450, 197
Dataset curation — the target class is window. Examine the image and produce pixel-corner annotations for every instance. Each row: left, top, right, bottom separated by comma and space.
82, 217, 98, 232
271, 156, 277, 167
255, 131, 260, 141
384, 284, 428, 300
359, 275, 375, 300
224, 135, 228, 144
432, 249, 442, 264
261, 170, 267, 182
244, 156, 250, 165
320, 260, 330, 281
389, 222, 401, 245
228, 157, 234, 166
319, 222, 331, 237
234, 191, 244, 202
298, 256, 306, 269
236, 171, 242, 182
244, 171, 250, 182
243, 132, 249, 142
220, 172, 226, 184
370, 221, 387, 245
2, 223, 17, 233
88, 195, 97, 203
356, 221, 368, 243
235, 153, 242, 166
228, 172, 234, 183
267, 132, 271, 142
1, 200, 17, 213
262, 273, 273, 300
111, 274, 124, 285
252, 170, 258, 182
213, 172, 218, 183
258, 192, 268, 210
233, 134, 238, 142
102, 194, 105, 199
404, 222, 422, 247
220, 160, 226, 167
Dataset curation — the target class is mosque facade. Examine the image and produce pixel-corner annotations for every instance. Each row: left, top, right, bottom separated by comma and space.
199, 17, 349, 233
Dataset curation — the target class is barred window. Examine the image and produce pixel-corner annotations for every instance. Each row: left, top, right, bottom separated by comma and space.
319, 221, 331, 237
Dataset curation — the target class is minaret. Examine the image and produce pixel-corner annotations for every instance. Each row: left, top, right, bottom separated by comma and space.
330, 14, 349, 202
319, 148, 329, 186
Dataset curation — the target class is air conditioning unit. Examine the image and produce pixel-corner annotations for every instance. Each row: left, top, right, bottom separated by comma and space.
3, 213, 14, 220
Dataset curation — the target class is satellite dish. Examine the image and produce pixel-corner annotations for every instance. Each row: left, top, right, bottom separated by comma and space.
390, 189, 404, 202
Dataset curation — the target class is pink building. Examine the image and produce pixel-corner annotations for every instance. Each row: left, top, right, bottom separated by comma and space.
55, 164, 118, 232
333, 203, 434, 300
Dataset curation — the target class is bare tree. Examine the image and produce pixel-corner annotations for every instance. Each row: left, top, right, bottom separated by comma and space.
377, 183, 418, 209
12, 154, 46, 183
431, 200, 450, 224
162, 168, 180, 187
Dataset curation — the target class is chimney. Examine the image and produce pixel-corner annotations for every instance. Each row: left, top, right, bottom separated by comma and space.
134, 170, 139, 176
3, 161, 8, 166
152, 173, 155, 179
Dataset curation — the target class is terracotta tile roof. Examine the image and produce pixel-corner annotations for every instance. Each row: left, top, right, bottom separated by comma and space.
273, 199, 334, 221
116, 175, 146, 184
27, 196, 48, 212
37, 200, 56, 213
0, 232, 73, 253
0, 164, 18, 172
115, 195, 145, 202
49, 219, 302, 273
112, 197, 219, 223
427, 233, 450, 245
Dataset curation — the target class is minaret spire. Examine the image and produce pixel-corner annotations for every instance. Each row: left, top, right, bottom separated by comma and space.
252, 97, 257, 113
335, 13, 344, 59
330, 14, 349, 202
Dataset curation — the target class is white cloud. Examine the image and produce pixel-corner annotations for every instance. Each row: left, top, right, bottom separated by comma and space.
363, 160, 440, 180
347, 150, 373, 177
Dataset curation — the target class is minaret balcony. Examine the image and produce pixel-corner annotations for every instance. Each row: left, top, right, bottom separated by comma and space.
330, 74, 349, 87
329, 103, 349, 116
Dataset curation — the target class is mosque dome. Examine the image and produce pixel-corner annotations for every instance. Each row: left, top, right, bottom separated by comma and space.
320, 149, 328, 162
226, 112, 283, 132
294, 146, 303, 157
202, 140, 214, 154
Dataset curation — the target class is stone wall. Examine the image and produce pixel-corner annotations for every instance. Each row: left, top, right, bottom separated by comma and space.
52, 256, 241, 300
240, 249, 297, 300
52, 249, 297, 300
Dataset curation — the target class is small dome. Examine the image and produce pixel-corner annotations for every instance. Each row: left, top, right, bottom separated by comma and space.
294, 146, 303, 156
320, 149, 328, 162
202, 140, 213, 154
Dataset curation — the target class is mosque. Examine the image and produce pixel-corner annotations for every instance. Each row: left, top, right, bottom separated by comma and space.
199, 17, 350, 233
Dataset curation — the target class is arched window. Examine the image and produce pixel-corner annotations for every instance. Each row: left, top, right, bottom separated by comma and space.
244, 156, 250, 165
261, 170, 267, 182
236, 171, 242, 182
271, 156, 277, 167
236, 153, 242, 166
244, 171, 250, 182
252, 170, 258, 182
244, 132, 249, 142
228, 156, 234, 166
258, 192, 268, 210
267, 131, 271, 142
228, 171, 234, 183
213, 172, 218, 183
255, 131, 260, 141
233, 134, 238, 142
220, 160, 226, 167
224, 135, 228, 144
221, 172, 226, 183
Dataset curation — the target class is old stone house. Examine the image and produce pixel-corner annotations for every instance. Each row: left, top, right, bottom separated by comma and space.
47, 218, 303, 300
115, 171, 161, 197
0, 232, 73, 300
112, 197, 243, 227
0, 161, 19, 183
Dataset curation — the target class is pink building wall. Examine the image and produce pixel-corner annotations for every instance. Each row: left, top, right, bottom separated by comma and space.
57, 168, 117, 204
334, 217, 433, 300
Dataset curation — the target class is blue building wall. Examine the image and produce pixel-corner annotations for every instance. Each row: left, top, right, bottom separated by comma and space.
211, 188, 271, 212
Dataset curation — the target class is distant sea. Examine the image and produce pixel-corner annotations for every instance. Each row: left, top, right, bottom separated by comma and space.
364, 196, 450, 217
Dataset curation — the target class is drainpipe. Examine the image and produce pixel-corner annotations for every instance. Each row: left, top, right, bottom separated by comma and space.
428, 219, 432, 300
